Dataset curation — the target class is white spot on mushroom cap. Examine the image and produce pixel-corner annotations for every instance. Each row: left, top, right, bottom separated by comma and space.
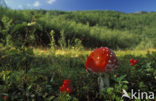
108, 60, 112, 63
104, 49, 118, 72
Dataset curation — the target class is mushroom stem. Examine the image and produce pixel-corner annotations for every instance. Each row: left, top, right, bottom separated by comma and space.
98, 73, 110, 92
98, 74, 104, 92
103, 72, 110, 88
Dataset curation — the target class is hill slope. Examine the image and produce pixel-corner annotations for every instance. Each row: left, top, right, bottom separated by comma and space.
0, 8, 156, 49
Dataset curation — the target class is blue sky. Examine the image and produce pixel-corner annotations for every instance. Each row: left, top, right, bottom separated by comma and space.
5, 0, 156, 13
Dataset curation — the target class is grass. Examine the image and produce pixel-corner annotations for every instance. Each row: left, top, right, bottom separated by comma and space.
33, 48, 156, 57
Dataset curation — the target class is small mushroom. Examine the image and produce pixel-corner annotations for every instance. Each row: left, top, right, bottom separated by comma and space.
85, 47, 118, 91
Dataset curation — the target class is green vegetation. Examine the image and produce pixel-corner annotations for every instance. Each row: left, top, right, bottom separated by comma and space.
0, 8, 156, 49
0, 47, 156, 100
0, 7, 156, 100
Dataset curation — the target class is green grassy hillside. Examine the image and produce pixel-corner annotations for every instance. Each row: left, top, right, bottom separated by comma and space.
0, 8, 156, 49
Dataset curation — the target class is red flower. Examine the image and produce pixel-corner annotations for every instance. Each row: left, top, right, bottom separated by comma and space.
130, 63, 135, 66
129, 58, 138, 66
133, 60, 138, 64
129, 59, 134, 63
60, 86, 65, 92
63, 79, 71, 87
60, 79, 72, 93
66, 87, 72, 93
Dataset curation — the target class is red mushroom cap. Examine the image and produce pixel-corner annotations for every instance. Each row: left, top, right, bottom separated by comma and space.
85, 47, 118, 73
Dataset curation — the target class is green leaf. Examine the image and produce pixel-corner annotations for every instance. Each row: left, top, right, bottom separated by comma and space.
48, 96, 55, 100
123, 81, 129, 84
107, 87, 114, 94
117, 75, 127, 81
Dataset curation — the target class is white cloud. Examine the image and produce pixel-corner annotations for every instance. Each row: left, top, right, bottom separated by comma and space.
25, 3, 32, 9
47, 0, 56, 4
33, 1, 40, 7
27, 4, 31, 7
18, 5, 23, 9
5, 0, 8, 4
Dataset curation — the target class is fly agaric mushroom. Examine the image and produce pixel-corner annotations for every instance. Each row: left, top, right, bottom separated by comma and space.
85, 47, 118, 90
